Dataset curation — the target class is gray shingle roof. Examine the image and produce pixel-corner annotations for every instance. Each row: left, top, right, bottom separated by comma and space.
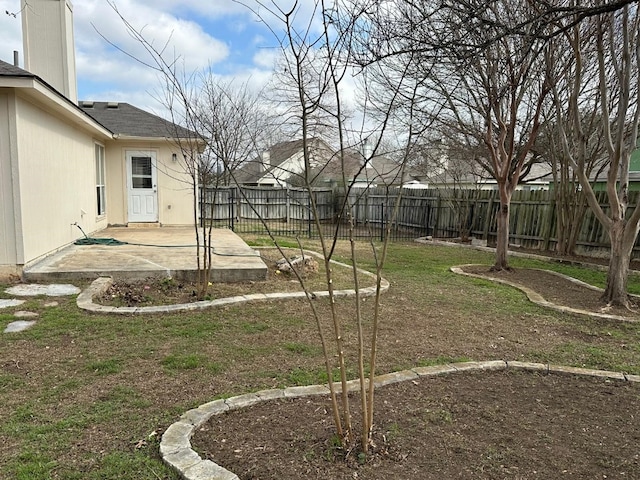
80, 101, 197, 139
0, 60, 196, 140
0, 59, 35, 77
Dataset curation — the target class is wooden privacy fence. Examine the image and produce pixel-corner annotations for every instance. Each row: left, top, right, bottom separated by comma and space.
200, 185, 640, 256
200, 186, 336, 237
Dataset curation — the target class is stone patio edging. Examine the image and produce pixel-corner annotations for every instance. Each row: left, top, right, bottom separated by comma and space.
452, 265, 640, 323
77, 249, 389, 314
160, 360, 640, 480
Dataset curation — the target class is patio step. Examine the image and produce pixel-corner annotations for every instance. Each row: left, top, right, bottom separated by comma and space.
127, 222, 161, 228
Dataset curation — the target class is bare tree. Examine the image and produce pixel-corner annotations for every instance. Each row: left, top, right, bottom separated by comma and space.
368, 0, 550, 270
235, 0, 424, 455
196, 76, 272, 186
534, 112, 607, 256
105, 3, 270, 300
548, 3, 640, 307
539, 5, 609, 257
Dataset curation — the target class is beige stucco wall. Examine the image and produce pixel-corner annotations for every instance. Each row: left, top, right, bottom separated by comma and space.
13, 93, 109, 265
1, 88, 195, 272
104, 140, 195, 226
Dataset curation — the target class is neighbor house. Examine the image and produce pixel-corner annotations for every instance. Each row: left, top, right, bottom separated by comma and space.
234, 137, 417, 188
234, 138, 336, 187
0, 0, 200, 278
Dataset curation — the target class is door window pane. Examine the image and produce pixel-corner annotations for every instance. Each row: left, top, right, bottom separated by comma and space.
132, 177, 153, 188
131, 156, 153, 189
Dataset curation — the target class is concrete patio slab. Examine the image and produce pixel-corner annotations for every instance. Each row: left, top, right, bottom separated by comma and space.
23, 227, 267, 283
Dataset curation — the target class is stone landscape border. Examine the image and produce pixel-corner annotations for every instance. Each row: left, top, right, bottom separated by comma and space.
452, 264, 640, 323
76, 249, 389, 314
160, 360, 640, 480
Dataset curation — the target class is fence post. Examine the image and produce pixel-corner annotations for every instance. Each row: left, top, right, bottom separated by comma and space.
542, 194, 554, 251
483, 195, 494, 241
308, 193, 312, 239
286, 187, 291, 224
380, 203, 384, 242
229, 187, 235, 231
434, 195, 442, 238
200, 186, 204, 228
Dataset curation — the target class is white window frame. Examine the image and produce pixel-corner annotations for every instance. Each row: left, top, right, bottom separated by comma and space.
95, 143, 106, 217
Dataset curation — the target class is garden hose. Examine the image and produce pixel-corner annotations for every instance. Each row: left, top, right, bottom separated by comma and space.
71, 223, 261, 257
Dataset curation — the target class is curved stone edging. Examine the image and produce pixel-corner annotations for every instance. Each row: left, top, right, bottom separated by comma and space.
452, 264, 639, 323
160, 360, 640, 480
77, 249, 389, 314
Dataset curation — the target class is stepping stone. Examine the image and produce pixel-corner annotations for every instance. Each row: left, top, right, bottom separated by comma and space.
44, 301, 59, 308
4, 320, 36, 333
6, 284, 80, 297
14, 311, 39, 318
0, 299, 24, 309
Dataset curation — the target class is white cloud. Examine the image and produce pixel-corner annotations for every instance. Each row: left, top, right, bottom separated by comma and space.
0, 0, 362, 129
252, 47, 280, 70
74, 1, 229, 73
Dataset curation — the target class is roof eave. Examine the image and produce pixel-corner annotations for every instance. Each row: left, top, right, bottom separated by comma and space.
113, 134, 205, 143
1, 76, 113, 139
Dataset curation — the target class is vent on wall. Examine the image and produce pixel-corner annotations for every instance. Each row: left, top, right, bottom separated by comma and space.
107, 102, 119, 109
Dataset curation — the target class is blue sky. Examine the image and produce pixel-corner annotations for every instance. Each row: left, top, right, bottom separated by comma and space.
0, 1, 317, 114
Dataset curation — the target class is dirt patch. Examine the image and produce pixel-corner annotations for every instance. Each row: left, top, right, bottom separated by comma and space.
192, 369, 640, 479
461, 265, 640, 320
97, 249, 349, 307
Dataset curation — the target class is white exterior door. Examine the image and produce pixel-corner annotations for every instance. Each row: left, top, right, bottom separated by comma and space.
126, 151, 158, 223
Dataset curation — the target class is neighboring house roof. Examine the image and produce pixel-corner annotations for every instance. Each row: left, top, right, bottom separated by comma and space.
235, 137, 415, 187
79, 101, 197, 139
235, 138, 334, 185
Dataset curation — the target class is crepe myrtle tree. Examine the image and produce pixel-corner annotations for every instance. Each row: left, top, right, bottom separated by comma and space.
534, 111, 608, 257
346, 0, 552, 270
427, 1, 550, 271
546, 3, 640, 308
105, 2, 273, 300
235, 0, 425, 455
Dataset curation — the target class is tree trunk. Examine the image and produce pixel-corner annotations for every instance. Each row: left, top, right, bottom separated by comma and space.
603, 221, 634, 308
492, 184, 512, 271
